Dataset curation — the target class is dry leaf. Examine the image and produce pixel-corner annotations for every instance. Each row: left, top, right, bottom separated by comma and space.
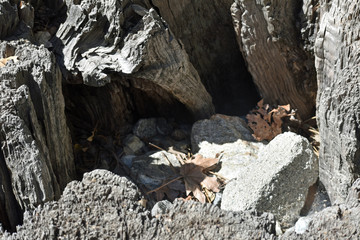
180, 154, 220, 203
87, 123, 98, 142
246, 113, 274, 141
138, 198, 147, 208
246, 99, 292, 141
0, 56, 18, 67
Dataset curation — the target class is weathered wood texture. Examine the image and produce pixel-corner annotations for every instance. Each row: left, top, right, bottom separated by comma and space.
232, 0, 318, 119
55, 0, 214, 120
0, 41, 76, 230
152, 0, 260, 115
0, 0, 19, 39
315, 0, 360, 203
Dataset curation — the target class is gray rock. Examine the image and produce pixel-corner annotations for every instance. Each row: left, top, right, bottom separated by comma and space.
221, 132, 318, 228
121, 155, 135, 168
55, 0, 214, 119
151, 200, 172, 217
231, 0, 317, 119
7, 169, 155, 239
160, 200, 277, 240
133, 118, 157, 139
0, 40, 75, 230
156, 118, 173, 136
191, 114, 255, 153
131, 151, 181, 190
2, 169, 277, 239
192, 114, 264, 180
294, 217, 312, 234
0, 1, 19, 39
123, 134, 145, 155
283, 179, 360, 239
315, 0, 360, 204
198, 139, 265, 181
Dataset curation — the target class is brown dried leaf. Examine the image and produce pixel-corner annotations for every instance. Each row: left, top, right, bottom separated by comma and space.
180, 154, 220, 203
246, 99, 292, 141
246, 113, 274, 141
0, 56, 18, 67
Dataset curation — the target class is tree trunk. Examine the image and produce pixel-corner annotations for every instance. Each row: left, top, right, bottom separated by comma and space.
232, 0, 318, 120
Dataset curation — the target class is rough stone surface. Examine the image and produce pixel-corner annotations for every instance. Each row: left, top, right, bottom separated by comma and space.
192, 114, 263, 180
152, 0, 259, 116
0, 40, 75, 230
191, 114, 255, 153
315, 0, 360, 203
1, 170, 277, 239
151, 200, 172, 217
123, 134, 145, 155
221, 132, 318, 228
198, 139, 265, 181
231, 0, 317, 119
130, 151, 181, 190
283, 179, 360, 239
55, 0, 214, 119
133, 118, 157, 139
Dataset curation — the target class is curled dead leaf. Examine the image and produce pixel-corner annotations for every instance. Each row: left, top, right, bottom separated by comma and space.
246, 99, 293, 141
180, 154, 220, 203
0, 56, 18, 67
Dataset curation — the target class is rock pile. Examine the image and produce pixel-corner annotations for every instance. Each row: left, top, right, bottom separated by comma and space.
1, 0, 360, 239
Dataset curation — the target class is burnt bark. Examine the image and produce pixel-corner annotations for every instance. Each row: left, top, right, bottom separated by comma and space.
152, 0, 260, 116
0, 41, 76, 230
232, 0, 318, 120
315, 0, 360, 203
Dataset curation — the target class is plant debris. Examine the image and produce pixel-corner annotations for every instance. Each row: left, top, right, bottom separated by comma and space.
0, 56, 18, 67
246, 99, 293, 141
146, 149, 222, 203
246, 100, 320, 155
180, 154, 220, 203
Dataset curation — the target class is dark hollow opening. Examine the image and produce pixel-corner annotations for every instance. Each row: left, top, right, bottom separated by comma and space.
63, 78, 195, 177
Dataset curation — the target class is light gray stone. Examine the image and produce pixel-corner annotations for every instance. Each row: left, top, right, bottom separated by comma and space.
294, 217, 312, 234
192, 114, 263, 180
198, 139, 265, 181
2, 170, 277, 239
151, 200, 172, 217
221, 132, 318, 228
191, 114, 255, 153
